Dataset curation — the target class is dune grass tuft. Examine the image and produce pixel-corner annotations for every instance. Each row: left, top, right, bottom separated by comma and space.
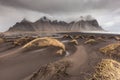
62, 34, 73, 39
74, 35, 84, 39
0, 38, 4, 44
99, 43, 120, 55
114, 36, 120, 41
56, 49, 65, 55
14, 37, 35, 46
29, 60, 71, 80
92, 59, 120, 80
22, 37, 65, 55
69, 39, 78, 45
84, 39, 97, 44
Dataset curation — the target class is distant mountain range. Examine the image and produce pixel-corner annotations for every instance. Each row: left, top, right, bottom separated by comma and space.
7, 16, 103, 32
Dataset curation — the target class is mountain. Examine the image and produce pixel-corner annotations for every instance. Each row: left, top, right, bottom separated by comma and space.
8, 18, 35, 32
7, 16, 103, 32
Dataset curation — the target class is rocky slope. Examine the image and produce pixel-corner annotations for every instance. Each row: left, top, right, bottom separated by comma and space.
8, 16, 103, 32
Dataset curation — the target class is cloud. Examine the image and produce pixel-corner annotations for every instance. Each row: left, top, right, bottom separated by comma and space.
0, 0, 120, 32
0, 0, 120, 13
0, 5, 51, 32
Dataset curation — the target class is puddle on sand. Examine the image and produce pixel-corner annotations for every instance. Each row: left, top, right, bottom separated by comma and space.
65, 51, 70, 56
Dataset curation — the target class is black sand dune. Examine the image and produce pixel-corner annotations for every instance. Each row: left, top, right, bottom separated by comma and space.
0, 33, 120, 80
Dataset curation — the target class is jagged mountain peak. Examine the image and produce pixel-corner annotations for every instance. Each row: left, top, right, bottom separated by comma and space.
21, 18, 31, 23
36, 16, 51, 23
52, 20, 58, 23
75, 15, 96, 22
41, 16, 50, 21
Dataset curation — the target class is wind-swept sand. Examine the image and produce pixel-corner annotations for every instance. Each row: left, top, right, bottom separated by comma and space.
0, 46, 65, 80
0, 33, 120, 80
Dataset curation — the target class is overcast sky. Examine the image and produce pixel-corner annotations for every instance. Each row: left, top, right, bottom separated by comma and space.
0, 0, 120, 32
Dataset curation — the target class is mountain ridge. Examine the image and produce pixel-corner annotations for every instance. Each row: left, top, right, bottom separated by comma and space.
8, 16, 103, 32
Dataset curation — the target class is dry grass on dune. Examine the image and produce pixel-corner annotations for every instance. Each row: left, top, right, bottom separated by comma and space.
88, 35, 96, 39
84, 37, 105, 45
74, 35, 84, 39
97, 37, 105, 41
13, 37, 35, 46
84, 39, 97, 44
23, 37, 65, 50
22, 37, 65, 55
74, 35, 81, 39
69, 39, 78, 45
28, 60, 71, 80
0, 38, 4, 44
114, 36, 120, 41
91, 59, 120, 80
56, 49, 65, 55
99, 42, 120, 55
108, 36, 120, 41
62, 34, 73, 39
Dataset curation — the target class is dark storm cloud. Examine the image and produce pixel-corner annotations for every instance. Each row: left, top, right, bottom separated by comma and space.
0, 0, 26, 8
0, 0, 120, 32
0, 0, 120, 13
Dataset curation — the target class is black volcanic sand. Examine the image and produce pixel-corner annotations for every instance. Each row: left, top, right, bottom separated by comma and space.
0, 33, 120, 80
